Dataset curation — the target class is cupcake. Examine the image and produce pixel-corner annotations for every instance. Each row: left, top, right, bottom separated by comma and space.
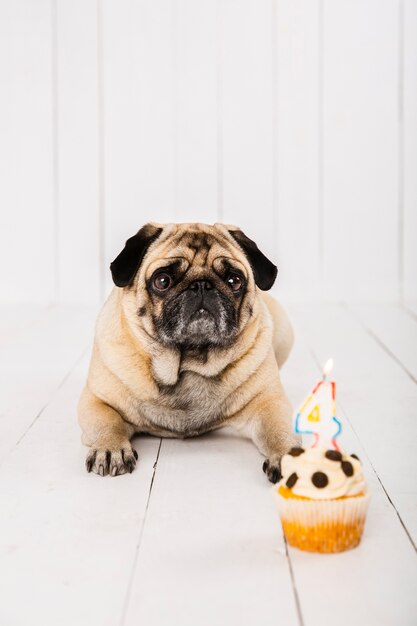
273, 446, 370, 553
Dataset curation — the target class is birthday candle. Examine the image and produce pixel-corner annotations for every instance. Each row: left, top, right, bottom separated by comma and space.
294, 359, 342, 450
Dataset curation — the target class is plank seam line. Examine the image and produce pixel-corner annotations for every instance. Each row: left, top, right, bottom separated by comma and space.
285, 539, 305, 626
120, 437, 163, 626
374, 472, 416, 552
308, 345, 416, 552
9, 345, 90, 457
401, 303, 417, 324
344, 303, 417, 386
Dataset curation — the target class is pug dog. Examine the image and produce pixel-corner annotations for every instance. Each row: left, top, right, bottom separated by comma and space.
78, 222, 297, 482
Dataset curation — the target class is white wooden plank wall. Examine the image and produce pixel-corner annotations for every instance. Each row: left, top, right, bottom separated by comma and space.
322, 0, 399, 301
0, 0, 416, 305
56, 0, 102, 303
403, 0, 417, 303
102, 0, 177, 297
276, 0, 320, 301
220, 0, 275, 261
0, 0, 55, 303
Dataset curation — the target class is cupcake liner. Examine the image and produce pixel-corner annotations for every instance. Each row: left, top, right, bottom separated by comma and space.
273, 489, 370, 553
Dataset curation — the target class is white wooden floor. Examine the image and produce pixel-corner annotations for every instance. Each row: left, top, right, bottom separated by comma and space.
0, 302, 416, 626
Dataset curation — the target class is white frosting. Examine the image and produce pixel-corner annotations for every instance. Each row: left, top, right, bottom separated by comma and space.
279, 446, 366, 500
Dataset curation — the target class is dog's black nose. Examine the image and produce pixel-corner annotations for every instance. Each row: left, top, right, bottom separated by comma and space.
189, 279, 213, 292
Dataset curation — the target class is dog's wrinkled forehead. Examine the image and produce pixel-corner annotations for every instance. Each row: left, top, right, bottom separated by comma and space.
110, 222, 277, 291
143, 228, 249, 281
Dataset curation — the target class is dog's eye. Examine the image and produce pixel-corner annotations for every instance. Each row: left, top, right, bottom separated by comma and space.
226, 273, 243, 292
153, 273, 171, 291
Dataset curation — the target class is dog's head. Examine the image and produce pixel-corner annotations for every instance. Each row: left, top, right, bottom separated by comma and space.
110, 223, 277, 350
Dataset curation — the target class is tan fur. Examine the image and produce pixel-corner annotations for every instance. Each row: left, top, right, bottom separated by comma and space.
78, 223, 298, 478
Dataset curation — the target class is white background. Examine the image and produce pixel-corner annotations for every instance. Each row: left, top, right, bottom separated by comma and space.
0, 0, 416, 305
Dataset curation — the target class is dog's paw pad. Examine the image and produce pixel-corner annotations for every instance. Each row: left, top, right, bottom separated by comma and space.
262, 457, 282, 484
86, 445, 138, 476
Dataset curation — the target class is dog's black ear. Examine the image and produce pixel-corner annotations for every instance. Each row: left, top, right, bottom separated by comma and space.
110, 224, 163, 287
228, 229, 277, 290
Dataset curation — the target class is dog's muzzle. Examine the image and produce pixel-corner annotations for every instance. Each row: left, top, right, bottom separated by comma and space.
158, 279, 237, 348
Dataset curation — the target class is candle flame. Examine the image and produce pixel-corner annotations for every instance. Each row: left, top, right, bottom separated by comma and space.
323, 358, 334, 377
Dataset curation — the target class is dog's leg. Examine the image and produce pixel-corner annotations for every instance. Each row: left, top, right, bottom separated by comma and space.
235, 389, 300, 484
255, 395, 300, 483
78, 385, 137, 476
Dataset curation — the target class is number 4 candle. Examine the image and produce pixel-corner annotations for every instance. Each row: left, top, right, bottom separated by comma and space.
294, 358, 342, 450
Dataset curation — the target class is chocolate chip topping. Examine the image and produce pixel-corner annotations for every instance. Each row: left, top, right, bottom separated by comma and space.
341, 460, 354, 477
325, 449, 342, 462
288, 446, 305, 457
286, 472, 298, 488
311, 471, 329, 488
351, 454, 360, 461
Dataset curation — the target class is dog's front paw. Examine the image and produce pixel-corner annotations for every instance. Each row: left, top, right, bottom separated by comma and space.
262, 455, 282, 484
86, 444, 138, 476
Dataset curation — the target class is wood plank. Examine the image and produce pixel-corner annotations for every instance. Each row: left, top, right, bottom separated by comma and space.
276, 0, 320, 301
174, 0, 217, 222
124, 432, 299, 626
0, 355, 160, 626
281, 328, 417, 626
55, 0, 101, 304
0, 305, 49, 343
289, 302, 417, 545
350, 303, 417, 382
102, 0, 176, 295
0, 306, 97, 463
220, 0, 276, 261
0, 0, 55, 303
403, 0, 417, 301
322, 0, 399, 300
